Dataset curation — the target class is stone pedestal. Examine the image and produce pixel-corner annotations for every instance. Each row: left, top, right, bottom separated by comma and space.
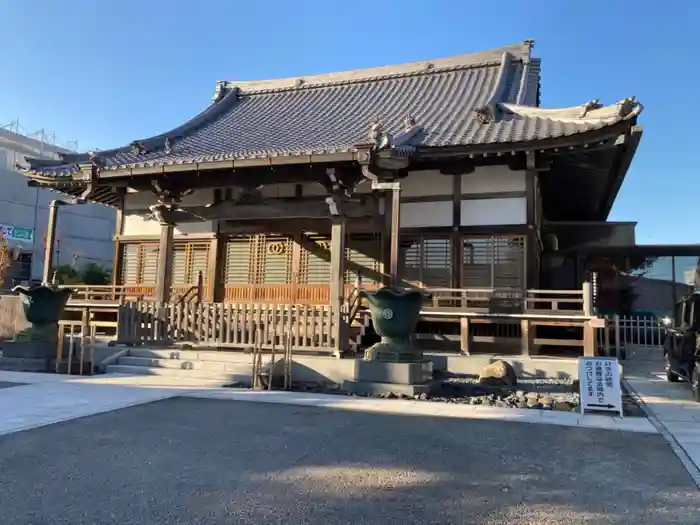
0, 286, 72, 373
342, 359, 435, 396
0, 321, 59, 372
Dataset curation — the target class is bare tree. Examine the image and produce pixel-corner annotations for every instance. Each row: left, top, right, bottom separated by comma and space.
0, 233, 14, 290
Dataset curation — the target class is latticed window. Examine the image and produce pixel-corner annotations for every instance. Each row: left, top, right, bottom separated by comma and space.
400, 235, 452, 287
344, 233, 383, 285
171, 242, 210, 285
299, 234, 331, 284
461, 235, 525, 289
223, 234, 294, 285
258, 235, 293, 284
224, 236, 254, 284
120, 243, 158, 284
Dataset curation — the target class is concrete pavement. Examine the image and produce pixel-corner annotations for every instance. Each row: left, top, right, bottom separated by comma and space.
0, 370, 657, 437
0, 397, 697, 524
623, 345, 700, 487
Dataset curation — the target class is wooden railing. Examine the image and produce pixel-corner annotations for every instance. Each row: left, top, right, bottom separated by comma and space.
223, 283, 379, 305
66, 285, 148, 303
64, 280, 592, 318
420, 283, 592, 317
116, 301, 338, 353
65, 278, 204, 305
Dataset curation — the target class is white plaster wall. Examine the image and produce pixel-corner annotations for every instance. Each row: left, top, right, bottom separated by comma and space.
461, 166, 526, 194
122, 190, 216, 236
398, 166, 525, 229
460, 197, 526, 226
400, 202, 452, 228
122, 214, 215, 236
398, 170, 453, 197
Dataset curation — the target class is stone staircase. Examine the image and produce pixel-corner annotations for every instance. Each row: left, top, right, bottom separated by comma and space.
106, 348, 263, 384
105, 311, 373, 382
349, 310, 372, 353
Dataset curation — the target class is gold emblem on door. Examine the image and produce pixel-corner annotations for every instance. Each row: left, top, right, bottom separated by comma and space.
267, 242, 286, 255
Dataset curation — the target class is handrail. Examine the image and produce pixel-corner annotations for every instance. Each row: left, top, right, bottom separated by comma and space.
174, 271, 204, 306
346, 271, 363, 326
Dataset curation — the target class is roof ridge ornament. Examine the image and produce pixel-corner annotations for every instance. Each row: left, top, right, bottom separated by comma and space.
616, 96, 638, 118
369, 119, 392, 150
130, 140, 147, 156
579, 98, 603, 118
164, 137, 173, 155
474, 105, 494, 124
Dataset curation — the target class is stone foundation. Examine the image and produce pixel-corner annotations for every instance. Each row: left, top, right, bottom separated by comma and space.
341, 360, 435, 396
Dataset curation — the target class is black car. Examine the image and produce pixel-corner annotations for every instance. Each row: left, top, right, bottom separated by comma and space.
663, 293, 700, 401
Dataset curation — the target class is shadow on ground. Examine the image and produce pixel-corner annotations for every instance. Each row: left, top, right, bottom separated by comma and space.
0, 397, 697, 524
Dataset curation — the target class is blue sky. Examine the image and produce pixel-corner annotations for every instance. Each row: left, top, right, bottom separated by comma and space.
1, 0, 696, 244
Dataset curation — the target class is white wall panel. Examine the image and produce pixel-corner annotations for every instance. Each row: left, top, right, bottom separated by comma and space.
460, 197, 526, 226
122, 214, 215, 236
462, 166, 526, 194
400, 201, 452, 228
400, 170, 452, 197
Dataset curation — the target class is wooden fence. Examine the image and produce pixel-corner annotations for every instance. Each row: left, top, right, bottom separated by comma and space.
116, 301, 338, 353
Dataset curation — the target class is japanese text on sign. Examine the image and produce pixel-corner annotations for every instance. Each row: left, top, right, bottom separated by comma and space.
578, 357, 623, 417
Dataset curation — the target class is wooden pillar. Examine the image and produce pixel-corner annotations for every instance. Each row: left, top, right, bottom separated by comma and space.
520, 319, 534, 356
389, 185, 401, 286
206, 234, 220, 302
381, 195, 393, 286
42, 200, 62, 284
155, 222, 175, 304
329, 217, 347, 354
374, 181, 401, 286
459, 317, 471, 355
582, 281, 593, 316
583, 321, 595, 357
525, 153, 540, 289
112, 188, 125, 287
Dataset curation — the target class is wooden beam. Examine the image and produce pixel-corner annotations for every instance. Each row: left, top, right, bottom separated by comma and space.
147, 198, 378, 223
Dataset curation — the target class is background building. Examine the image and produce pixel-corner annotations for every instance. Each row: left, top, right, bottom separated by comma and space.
0, 123, 115, 286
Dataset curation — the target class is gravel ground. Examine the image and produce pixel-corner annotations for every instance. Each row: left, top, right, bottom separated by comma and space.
0, 397, 698, 524
289, 376, 646, 417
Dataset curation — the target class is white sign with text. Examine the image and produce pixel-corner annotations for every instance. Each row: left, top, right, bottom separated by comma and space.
579, 357, 623, 417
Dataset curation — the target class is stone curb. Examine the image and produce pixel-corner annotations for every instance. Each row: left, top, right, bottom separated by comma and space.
622, 379, 700, 490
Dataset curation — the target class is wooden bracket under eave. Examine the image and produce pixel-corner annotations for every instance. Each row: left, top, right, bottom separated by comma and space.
526, 151, 552, 172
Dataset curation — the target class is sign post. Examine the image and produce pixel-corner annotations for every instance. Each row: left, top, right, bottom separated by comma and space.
578, 357, 624, 417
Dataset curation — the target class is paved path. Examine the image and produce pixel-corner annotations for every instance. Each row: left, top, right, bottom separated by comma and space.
623, 345, 700, 486
0, 371, 656, 437
1, 397, 698, 524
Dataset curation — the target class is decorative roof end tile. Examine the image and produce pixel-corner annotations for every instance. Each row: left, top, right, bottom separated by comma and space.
369, 119, 392, 150
579, 98, 603, 118
616, 96, 638, 118
474, 106, 494, 124
130, 141, 147, 156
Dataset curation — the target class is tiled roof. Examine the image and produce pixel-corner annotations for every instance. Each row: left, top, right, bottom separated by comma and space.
22, 40, 642, 178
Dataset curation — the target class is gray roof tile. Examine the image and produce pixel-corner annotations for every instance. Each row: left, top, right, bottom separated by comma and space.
22, 40, 642, 178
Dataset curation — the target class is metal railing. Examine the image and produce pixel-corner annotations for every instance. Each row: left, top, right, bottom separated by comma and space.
595, 314, 667, 359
